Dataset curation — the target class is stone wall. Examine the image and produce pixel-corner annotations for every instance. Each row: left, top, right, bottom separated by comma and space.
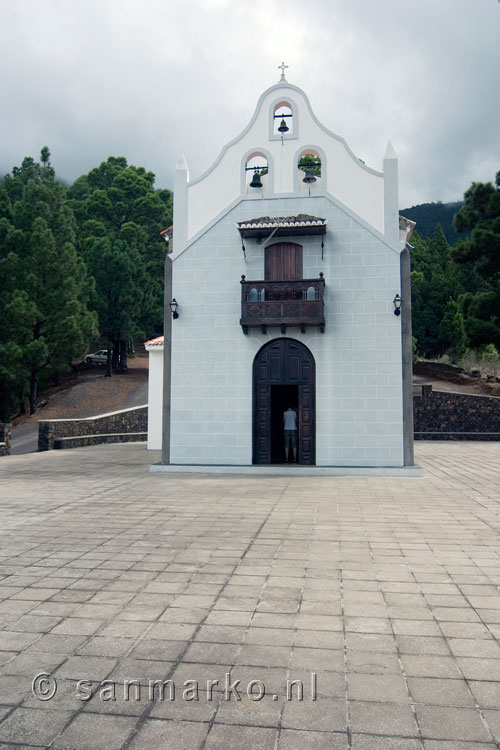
414, 386, 500, 440
0, 423, 12, 456
38, 406, 147, 451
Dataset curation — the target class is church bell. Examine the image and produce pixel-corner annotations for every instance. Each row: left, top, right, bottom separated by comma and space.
302, 167, 317, 184
249, 169, 263, 188
277, 118, 289, 133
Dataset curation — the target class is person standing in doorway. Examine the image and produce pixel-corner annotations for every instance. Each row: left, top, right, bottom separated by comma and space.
283, 406, 298, 463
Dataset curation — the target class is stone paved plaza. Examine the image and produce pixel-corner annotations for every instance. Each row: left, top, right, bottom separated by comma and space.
0, 443, 500, 749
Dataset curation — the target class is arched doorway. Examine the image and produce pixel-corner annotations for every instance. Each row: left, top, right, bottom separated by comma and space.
253, 338, 315, 465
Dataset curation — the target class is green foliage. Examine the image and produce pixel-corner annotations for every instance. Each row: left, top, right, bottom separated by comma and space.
298, 154, 321, 177
451, 171, 500, 350
401, 201, 466, 245
438, 300, 467, 362
0, 149, 97, 418
412, 336, 418, 364
410, 225, 467, 358
68, 157, 172, 370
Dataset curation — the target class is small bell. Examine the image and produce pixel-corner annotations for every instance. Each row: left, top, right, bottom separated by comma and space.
302, 167, 317, 184
277, 118, 289, 133
249, 169, 263, 188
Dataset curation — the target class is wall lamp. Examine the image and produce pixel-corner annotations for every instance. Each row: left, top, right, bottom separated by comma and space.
393, 294, 402, 316
170, 298, 179, 319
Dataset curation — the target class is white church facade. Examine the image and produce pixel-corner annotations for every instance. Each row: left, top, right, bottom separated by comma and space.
149, 70, 416, 471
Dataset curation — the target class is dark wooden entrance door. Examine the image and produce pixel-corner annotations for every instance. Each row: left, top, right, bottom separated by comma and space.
253, 338, 315, 465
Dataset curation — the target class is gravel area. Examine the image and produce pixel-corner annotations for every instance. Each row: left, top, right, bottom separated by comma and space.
13, 357, 148, 425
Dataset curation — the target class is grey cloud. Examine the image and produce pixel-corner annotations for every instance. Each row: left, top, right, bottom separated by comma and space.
1, 0, 499, 207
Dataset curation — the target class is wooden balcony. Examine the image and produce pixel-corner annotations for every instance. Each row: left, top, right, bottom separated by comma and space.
240, 274, 325, 334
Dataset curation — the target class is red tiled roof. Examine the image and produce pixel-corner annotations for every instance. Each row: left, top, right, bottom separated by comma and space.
160, 226, 173, 241
144, 335, 164, 347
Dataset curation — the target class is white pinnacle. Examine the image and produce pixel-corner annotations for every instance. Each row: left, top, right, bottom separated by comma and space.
384, 141, 397, 160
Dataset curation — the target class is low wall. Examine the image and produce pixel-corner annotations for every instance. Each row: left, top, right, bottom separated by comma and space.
414, 385, 500, 440
54, 433, 147, 450
0, 423, 12, 456
38, 406, 147, 451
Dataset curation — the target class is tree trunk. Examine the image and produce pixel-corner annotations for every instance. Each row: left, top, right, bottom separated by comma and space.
106, 349, 112, 378
29, 368, 38, 415
112, 341, 120, 372
120, 339, 128, 372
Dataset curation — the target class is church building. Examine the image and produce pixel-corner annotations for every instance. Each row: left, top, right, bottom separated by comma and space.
150, 67, 416, 473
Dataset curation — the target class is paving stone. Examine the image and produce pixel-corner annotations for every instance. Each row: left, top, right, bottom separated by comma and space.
346, 650, 401, 674
407, 677, 475, 706
214, 693, 283, 726
76, 636, 134, 657
350, 700, 417, 736
278, 729, 349, 749
468, 680, 500, 708
293, 630, 343, 649
0, 632, 40, 652
25, 633, 87, 653
51, 617, 105, 635
2, 443, 500, 748
456, 657, 500, 680
423, 741, 496, 750
0, 707, 72, 745
351, 736, 423, 749
54, 655, 116, 680
396, 636, 450, 656
99, 620, 152, 638
415, 705, 492, 742
0, 675, 32, 705
128, 638, 186, 661
204, 723, 277, 749
481, 710, 500, 743
281, 697, 346, 732
401, 655, 462, 679
127, 718, 209, 749
53, 712, 136, 750
0, 651, 66, 676
347, 672, 409, 703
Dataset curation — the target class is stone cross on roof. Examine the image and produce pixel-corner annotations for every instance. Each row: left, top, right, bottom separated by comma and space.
278, 61, 289, 82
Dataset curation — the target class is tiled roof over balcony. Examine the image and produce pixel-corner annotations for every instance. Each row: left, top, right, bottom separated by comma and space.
237, 214, 327, 239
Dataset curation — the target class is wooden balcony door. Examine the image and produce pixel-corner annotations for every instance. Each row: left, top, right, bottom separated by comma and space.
253, 338, 315, 465
265, 242, 303, 281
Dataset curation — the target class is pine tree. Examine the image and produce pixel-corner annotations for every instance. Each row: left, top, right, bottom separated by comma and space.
0, 149, 97, 417
439, 300, 467, 363
68, 157, 172, 374
451, 171, 500, 349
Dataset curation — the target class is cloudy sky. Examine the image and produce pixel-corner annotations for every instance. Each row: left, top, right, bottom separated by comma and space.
0, 0, 498, 208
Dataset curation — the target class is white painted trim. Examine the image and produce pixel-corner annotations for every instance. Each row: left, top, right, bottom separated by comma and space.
268, 96, 299, 141
150, 463, 424, 477
38, 405, 147, 423
292, 144, 328, 193
240, 148, 275, 194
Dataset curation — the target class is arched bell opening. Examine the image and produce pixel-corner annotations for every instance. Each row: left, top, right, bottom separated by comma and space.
252, 338, 315, 465
244, 151, 269, 194
273, 102, 293, 136
297, 149, 322, 194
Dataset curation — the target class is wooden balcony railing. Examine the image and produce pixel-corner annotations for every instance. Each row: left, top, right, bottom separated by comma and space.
240, 274, 325, 334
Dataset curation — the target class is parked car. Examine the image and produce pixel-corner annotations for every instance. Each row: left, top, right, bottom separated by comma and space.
85, 349, 108, 365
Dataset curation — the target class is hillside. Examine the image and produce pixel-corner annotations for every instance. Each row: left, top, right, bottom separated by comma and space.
400, 201, 467, 245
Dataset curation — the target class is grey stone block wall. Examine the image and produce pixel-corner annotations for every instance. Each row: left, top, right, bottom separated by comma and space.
0, 423, 12, 456
414, 386, 500, 439
38, 406, 147, 451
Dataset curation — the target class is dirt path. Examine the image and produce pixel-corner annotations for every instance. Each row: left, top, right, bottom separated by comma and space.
11, 356, 149, 454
